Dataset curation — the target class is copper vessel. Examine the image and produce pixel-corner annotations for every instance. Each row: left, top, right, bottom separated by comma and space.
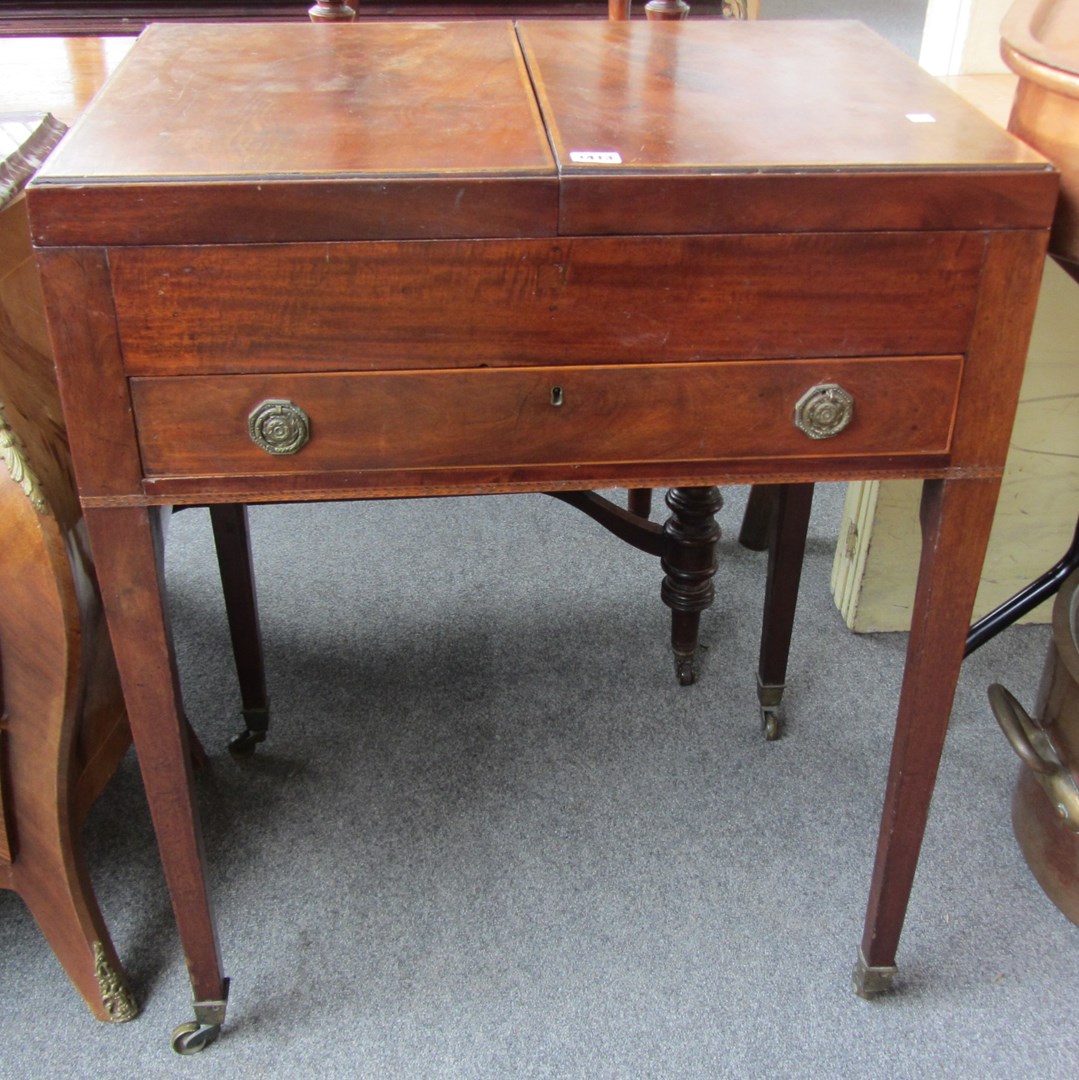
992, 571, 1079, 924
991, 0, 1079, 922
1002, 0, 1079, 277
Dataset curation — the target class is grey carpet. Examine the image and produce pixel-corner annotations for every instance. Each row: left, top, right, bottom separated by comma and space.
2, 484, 1077, 1077
1, 7, 1068, 1075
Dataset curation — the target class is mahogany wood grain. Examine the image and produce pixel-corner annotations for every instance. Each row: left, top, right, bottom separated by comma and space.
34, 248, 145, 500
29, 177, 560, 248
860, 476, 1004, 971
757, 483, 814, 696
0, 194, 135, 1022
34, 22, 554, 180
518, 21, 1044, 175
129, 356, 963, 480
109, 234, 985, 375
131, 455, 961, 508
25, 18, 1061, 1037
0, 469, 135, 1022
2, 189, 267, 1021
208, 504, 269, 750
555, 170, 1058, 238
28, 22, 1056, 246
0, 202, 79, 528
0, 36, 133, 125
82, 504, 226, 1006
947, 229, 1053, 467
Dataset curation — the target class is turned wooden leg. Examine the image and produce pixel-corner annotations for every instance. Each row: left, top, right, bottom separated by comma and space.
660, 486, 723, 686
208, 504, 270, 756
757, 483, 814, 740
307, 1, 356, 21
84, 505, 228, 1049
855, 477, 1002, 996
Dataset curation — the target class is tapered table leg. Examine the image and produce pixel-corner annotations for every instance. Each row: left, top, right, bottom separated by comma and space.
83, 505, 228, 1048
757, 483, 814, 739
738, 483, 776, 552
855, 477, 1002, 995
627, 488, 653, 520
661, 486, 723, 686
208, 504, 270, 755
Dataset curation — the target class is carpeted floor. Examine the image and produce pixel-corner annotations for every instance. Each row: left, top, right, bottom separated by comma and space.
2, 484, 1076, 1077
5, 4, 1074, 1076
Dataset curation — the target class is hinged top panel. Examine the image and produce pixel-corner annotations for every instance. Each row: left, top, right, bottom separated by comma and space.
29, 20, 558, 245
28, 19, 1057, 245
517, 19, 1057, 235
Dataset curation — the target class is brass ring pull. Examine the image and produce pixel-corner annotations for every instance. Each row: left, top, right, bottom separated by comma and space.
793, 383, 854, 440
989, 682, 1079, 832
248, 399, 311, 455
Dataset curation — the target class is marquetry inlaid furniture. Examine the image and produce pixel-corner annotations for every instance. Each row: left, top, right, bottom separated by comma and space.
27, 18, 1057, 1049
0, 46, 269, 1021
0, 186, 140, 1023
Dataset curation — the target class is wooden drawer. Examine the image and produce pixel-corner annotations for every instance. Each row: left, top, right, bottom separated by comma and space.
131, 356, 962, 478
111, 233, 985, 376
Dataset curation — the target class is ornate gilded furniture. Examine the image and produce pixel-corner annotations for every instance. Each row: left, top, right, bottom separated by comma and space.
1, 137, 267, 1022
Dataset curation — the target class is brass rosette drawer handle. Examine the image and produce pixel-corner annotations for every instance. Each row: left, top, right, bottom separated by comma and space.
794, 383, 854, 440
248, 399, 311, 455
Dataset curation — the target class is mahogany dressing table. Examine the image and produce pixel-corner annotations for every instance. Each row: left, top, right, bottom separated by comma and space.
26, 19, 1058, 1049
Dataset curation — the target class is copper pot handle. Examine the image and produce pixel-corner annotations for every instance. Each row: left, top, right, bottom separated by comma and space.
989, 682, 1079, 832
989, 683, 1054, 774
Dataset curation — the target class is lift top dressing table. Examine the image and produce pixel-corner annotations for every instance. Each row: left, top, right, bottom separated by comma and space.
27, 18, 1057, 1048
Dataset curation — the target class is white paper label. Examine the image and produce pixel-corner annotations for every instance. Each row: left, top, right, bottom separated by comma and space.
905, 113, 937, 124
569, 151, 623, 164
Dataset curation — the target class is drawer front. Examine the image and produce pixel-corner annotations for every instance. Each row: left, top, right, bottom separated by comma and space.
131, 356, 962, 478
112, 233, 985, 376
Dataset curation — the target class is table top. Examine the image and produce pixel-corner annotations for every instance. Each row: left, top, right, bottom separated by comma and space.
518, 20, 1036, 175
28, 19, 1052, 246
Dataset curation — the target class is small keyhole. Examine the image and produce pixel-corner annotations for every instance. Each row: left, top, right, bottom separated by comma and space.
550, 386, 564, 407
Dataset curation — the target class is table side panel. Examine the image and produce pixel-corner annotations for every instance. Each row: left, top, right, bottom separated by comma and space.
556, 171, 1059, 237
28, 177, 561, 248
129, 356, 963, 478
110, 233, 986, 375
33, 248, 145, 500
948, 227, 1053, 466
131, 456, 958, 506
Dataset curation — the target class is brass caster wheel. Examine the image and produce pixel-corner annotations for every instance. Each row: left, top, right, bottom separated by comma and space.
171, 1020, 221, 1055
761, 705, 782, 741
